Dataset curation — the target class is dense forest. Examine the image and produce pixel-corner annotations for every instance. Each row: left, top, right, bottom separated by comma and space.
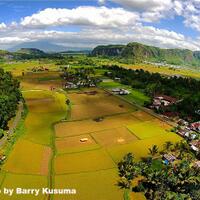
0, 68, 21, 130
104, 65, 200, 121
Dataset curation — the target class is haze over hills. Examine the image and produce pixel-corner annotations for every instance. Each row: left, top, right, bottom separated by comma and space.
91, 42, 200, 67
7, 41, 92, 53
8, 41, 69, 52
1, 41, 200, 68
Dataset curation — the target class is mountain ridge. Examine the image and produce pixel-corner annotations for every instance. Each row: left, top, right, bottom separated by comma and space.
91, 42, 200, 67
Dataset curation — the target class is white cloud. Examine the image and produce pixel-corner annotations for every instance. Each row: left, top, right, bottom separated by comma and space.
110, 0, 172, 11
0, 23, 6, 30
1, 24, 200, 51
0, 4, 199, 51
105, 0, 174, 21
21, 6, 140, 28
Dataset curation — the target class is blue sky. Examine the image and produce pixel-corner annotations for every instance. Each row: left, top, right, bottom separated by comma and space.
0, 0, 200, 50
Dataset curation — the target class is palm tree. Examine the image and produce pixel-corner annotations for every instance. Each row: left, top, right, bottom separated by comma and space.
163, 141, 173, 151
117, 153, 140, 190
148, 145, 159, 157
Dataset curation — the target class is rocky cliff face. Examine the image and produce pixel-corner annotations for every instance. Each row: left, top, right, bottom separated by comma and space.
91, 42, 200, 66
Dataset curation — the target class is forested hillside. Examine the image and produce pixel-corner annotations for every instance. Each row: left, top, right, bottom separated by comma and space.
91, 42, 200, 66
0, 68, 21, 129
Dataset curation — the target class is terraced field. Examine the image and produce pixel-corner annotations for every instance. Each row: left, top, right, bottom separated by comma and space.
0, 72, 182, 200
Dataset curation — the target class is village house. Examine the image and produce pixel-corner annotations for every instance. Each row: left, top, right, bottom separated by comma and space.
152, 95, 177, 109
114, 77, 121, 81
190, 140, 200, 152
163, 154, 177, 164
65, 82, 78, 89
177, 119, 189, 126
184, 132, 197, 140
111, 88, 130, 95
190, 122, 200, 132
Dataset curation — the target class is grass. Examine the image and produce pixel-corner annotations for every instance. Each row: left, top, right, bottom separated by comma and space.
127, 121, 171, 139
99, 80, 150, 106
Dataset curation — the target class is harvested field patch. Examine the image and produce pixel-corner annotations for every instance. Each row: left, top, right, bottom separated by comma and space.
67, 89, 134, 120
108, 132, 182, 162
0, 173, 48, 200
70, 102, 131, 120
131, 110, 155, 121
55, 113, 140, 137
3, 139, 51, 175
21, 79, 62, 91
127, 121, 171, 139
54, 168, 123, 200
91, 127, 138, 146
25, 92, 66, 113
56, 135, 100, 154
54, 149, 115, 174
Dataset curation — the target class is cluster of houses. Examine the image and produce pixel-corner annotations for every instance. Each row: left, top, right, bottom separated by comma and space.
65, 80, 96, 89
151, 95, 178, 110
176, 119, 200, 153
111, 88, 130, 95
162, 152, 200, 169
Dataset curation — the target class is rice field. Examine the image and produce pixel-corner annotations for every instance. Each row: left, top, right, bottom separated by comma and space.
53, 88, 182, 200
3, 139, 51, 175
0, 71, 182, 200
54, 149, 115, 174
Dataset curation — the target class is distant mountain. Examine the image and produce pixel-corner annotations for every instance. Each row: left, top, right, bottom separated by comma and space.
91, 42, 200, 67
8, 41, 68, 52
17, 48, 46, 56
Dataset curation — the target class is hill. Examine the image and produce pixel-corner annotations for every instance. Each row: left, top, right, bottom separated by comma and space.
8, 41, 68, 52
16, 48, 46, 56
91, 42, 200, 66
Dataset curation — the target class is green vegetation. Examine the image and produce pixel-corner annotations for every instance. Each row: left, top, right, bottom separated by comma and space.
0, 129, 4, 139
104, 65, 200, 121
99, 80, 150, 106
127, 121, 171, 139
0, 50, 199, 200
91, 42, 200, 67
0, 68, 21, 129
118, 141, 200, 200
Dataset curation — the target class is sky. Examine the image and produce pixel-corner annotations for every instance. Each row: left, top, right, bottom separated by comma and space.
1, 0, 200, 50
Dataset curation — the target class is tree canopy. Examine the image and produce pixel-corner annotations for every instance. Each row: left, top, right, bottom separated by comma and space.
0, 68, 21, 130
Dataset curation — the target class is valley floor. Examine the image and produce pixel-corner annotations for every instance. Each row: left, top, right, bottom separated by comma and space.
0, 72, 182, 200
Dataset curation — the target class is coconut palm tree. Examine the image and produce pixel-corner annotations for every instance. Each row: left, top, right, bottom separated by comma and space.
163, 141, 173, 151
148, 145, 159, 157
117, 153, 140, 190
